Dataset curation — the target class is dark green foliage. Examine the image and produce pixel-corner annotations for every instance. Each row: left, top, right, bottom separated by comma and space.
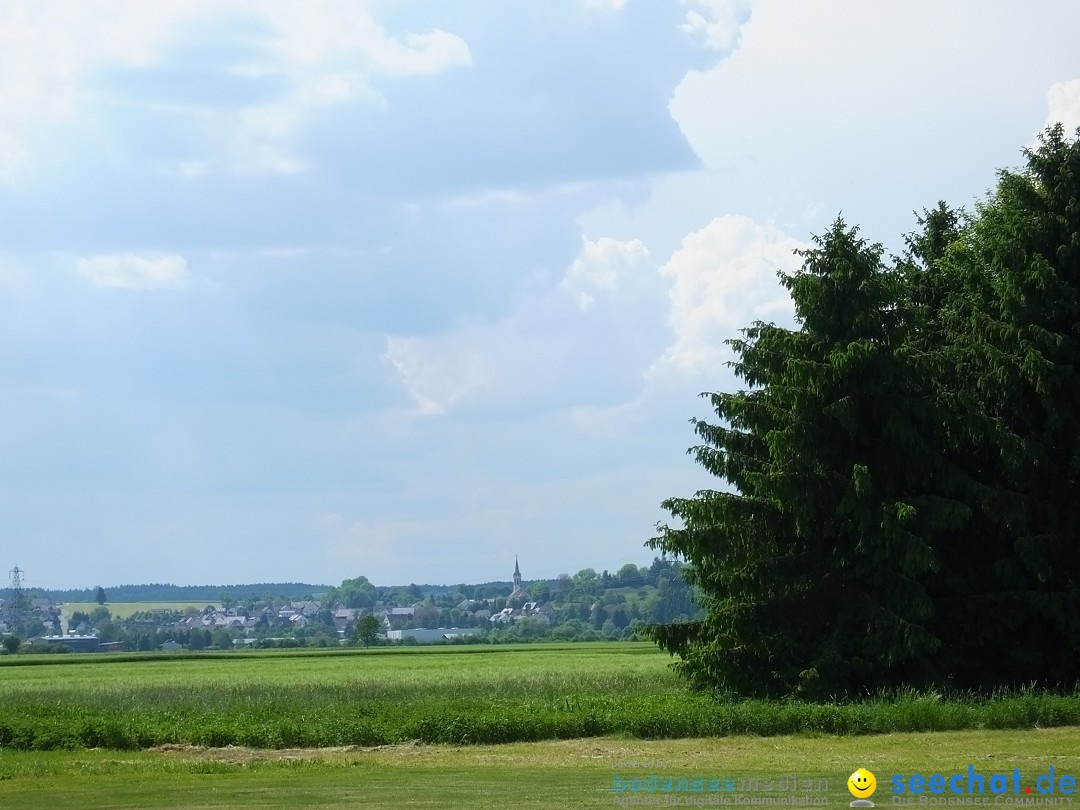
650, 126, 1080, 697
651, 220, 964, 697
331, 576, 377, 610
932, 124, 1080, 684
353, 614, 382, 647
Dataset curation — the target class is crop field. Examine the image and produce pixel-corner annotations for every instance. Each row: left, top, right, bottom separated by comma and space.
60, 601, 222, 619
2, 643, 1080, 752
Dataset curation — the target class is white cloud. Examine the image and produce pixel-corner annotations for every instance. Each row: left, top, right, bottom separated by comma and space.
76, 253, 193, 290
301, 73, 368, 107
1044, 79, 1080, 136
383, 236, 665, 417
0, 1, 209, 179
381, 219, 806, 418
681, 0, 751, 53
653, 214, 805, 377
382, 333, 492, 416
559, 236, 651, 311
0, 0, 470, 178
583, 0, 629, 9
260, 4, 470, 76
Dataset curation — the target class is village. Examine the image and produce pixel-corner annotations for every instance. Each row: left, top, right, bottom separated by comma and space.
2, 558, 692, 653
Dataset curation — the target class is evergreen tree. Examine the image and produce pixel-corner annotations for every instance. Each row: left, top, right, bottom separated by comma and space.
938, 124, 1080, 683
649, 220, 967, 697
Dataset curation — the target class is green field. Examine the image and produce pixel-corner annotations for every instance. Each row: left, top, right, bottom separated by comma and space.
60, 601, 222, 620
1, 645, 1080, 808
2, 643, 1080, 752
1, 729, 1078, 809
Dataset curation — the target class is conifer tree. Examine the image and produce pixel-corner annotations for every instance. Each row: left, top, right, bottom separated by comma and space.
938, 124, 1080, 683
897, 202, 1012, 686
650, 220, 964, 697
652, 128, 1080, 696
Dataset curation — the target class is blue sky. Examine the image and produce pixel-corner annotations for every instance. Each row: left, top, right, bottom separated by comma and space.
2, 0, 1078, 590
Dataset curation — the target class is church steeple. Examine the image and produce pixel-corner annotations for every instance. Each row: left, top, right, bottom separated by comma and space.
510, 556, 524, 600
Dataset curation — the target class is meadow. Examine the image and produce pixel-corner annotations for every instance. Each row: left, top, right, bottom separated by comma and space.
2, 643, 1080, 751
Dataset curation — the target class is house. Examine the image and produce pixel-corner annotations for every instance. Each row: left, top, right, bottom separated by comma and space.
333, 609, 360, 636
520, 602, 553, 623
381, 607, 415, 631
292, 600, 321, 618
160, 640, 183, 652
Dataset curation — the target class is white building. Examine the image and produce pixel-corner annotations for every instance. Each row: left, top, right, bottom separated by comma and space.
385, 627, 481, 644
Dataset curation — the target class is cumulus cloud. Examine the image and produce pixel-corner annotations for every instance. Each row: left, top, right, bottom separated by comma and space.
653, 214, 805, 377
1044, 79, 1080, 136
260, 4, 470, 76
681, 0, 751, 53
559, 236, 651, 311
0, 0, 470, 179
382, 217, 809, 419
384, 236, 665, 417
0, 2, 208, 179
75, 253, 193, 290
382, 333, 492, 416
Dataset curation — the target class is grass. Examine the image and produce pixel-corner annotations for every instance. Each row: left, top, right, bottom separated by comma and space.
1, 728, 1079, 809
1, 644, 1080, 751
60, 601, 221, 620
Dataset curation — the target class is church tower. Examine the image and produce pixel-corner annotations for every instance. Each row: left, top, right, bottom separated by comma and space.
509, 556, 525, 601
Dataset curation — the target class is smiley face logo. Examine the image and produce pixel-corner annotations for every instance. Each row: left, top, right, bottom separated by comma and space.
848, 768, 877, 799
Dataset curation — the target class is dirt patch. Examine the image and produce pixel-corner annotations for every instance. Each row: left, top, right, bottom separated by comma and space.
149, 740, 423, 764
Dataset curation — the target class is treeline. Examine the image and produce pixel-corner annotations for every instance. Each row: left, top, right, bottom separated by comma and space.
651, 125, 1080, 698
326, 559, 692, 611
38, 583, 327, 603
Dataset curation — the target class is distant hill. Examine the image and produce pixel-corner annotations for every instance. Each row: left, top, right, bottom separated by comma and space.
38, 583, 329, 603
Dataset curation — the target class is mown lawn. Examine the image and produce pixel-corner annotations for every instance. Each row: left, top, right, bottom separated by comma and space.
1, 729, 1079, 809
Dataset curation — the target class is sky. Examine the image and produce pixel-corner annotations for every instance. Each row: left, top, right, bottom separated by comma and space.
2, 1, 1079, 591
